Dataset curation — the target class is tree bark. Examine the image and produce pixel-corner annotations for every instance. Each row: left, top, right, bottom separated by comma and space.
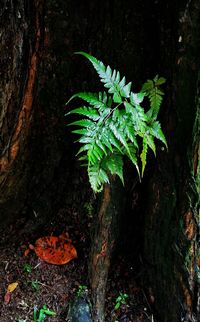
143, 1, 200, 321
89, 177, 124, 322
0, 0, 44, 221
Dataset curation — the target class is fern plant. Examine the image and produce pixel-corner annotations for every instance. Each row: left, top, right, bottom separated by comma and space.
66, 52, 167, 192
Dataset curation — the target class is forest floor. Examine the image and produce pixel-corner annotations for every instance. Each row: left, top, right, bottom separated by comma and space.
0, 205, 155, 322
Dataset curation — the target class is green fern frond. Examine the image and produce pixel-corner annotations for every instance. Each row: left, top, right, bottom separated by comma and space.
130, 92, 145, 106
125, 143, 140, 177
102, 153, 124, 185
150, 121, 168, 148
66, 53, 167, 192
99, 129, 114, 153
76, 51, 132, 103
76, 143, 91, 154
141, 79, 154, 92
68, 119, 95, 128
88, 162, 109, 192
109, 121, 130, 153
71, 128, 87, 135
146, 134, 156, 155
88, 152, 124, 192
88, 144, 104, 164
125, 122, 138, 148
142, 76, 166, 120
148, 87, 164, 117
140, 138, 148, 177
68, 92, 112, 111
68, 106, 100, 121
124, 102, 147, 135
154, 75, 166, 86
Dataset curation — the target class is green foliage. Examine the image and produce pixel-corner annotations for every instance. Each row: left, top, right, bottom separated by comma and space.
66, 52, 167, 192
33, 305, 56, 322
114, 292, 129, 310
76, 284, 88, 298
28, 280, 40, 291
23, 263, 33, 273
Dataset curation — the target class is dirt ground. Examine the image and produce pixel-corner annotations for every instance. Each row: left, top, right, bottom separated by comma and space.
0, 205, 154, 322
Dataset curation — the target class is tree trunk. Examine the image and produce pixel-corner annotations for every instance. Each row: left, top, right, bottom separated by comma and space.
89, 177, 124, 322
143, 1, 200, 321
0, 0, 44, 221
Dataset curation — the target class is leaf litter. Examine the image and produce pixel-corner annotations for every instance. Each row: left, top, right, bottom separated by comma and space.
0, 205, 154, 321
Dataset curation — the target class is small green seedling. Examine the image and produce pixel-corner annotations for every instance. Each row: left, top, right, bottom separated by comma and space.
29, 280, 40, 291
33, 305, 56, 322
83, 202, 94, 218
23, 263, 33, 273
76, 284, 88, 297
114, 292, 128, 310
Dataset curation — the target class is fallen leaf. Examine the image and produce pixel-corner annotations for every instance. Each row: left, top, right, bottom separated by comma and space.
7, 282, 18, 293
4, 292, 11, 305
23, 248, 30, 256
33, 235, 77, 265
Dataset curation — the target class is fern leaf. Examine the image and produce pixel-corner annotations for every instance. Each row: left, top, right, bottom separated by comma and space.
140, 138, 148, 176
141, 79, 154, 92
67, 53, 167, 191
146, 134, 156, 155
69, 92, 110, 111
109, 121, 130, 154
88, 152, 124, 192
125, 102, 147, 134
78, 135, 93, 144
104, 125, 123, 153
130, 92, 145, 106
68, 119, 95, 128
76, 143, 92, 155
149, 87, 163, 115
154, 76, 166, 85
72, 129, 87, 135
95, 139, 107, 155
125, 123, 138, 148
100, 129, 114, 153
88, 144, 105, 164
76, 51, 132, 103
67, 106, 100, 121
124, 143, 140, 178
150, 121, 168, 148
142, 76, 166, 119
88, 163, 109, 192
102, 153, 124, 185
99, 168, 110, 184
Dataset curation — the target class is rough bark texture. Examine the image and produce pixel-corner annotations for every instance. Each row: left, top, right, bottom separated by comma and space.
143, 1, 200, 321
0, 0, 45, 221
90, 178, 124, 322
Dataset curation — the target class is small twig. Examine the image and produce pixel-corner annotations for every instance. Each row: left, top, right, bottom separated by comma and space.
33, 262, 41, 269
4, 261, 9, 271
142, 289, 153, 312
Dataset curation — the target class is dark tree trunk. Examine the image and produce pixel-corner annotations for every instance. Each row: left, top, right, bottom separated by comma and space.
0, 0, 45, 221
89, 178, 124, 322
143, 1, 200, 321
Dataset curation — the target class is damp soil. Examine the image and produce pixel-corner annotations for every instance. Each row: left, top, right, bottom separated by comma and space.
0, 206, 154, 322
